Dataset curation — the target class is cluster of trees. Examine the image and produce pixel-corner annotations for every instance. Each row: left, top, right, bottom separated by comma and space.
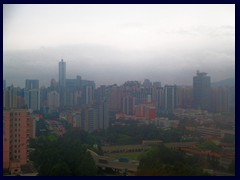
137, 145, 210, 176
30, 131, 98, 176
93, 122, 191, 145
36, 115, 197, 147
30, 118, 235, 176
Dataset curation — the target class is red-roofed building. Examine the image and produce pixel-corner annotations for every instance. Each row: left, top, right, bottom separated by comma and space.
178, 147, 221, 158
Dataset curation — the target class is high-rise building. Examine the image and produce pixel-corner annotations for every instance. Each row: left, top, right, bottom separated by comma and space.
98, 100, 109, 130
211, 87, 231, 113
88, 107, 98, 132
151, 86, 164, 108
40, 86, 48, 112
122, 95, 136, 115
82, 84, 95, 106
193, 71, 211, 111
59, 59, 66, 107
24, 80, 40, 111
60, 76, 82, 107
48, 91, 60, 112
95, 85, 108, 103
81, 106, 89, 131
76, 75, 82, 89
143, 79, 152, 88
74, 76, 82, 107
80, 104, 106, 132
153, 81, 161, 88
164, 85, 177, 113
176, 86, 193, 109
25, 80, 39, 90
135, 88, 148, 105
24, 89, 40, 111
59, 59, 66, 87
3, 85, 18, 109
65, 79, 76, 107
3, 109, 34, 174
50, 78, 58, 91
108, 85, 122, 112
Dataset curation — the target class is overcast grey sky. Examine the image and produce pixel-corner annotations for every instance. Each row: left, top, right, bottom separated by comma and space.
3, 4, 235, 87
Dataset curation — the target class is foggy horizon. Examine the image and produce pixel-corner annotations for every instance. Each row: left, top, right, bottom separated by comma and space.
3, 43, 235, 88
3, 4, 236, 177
3, 4, 235, 88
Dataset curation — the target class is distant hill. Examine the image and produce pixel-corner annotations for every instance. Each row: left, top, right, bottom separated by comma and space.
212, 78, 235, 87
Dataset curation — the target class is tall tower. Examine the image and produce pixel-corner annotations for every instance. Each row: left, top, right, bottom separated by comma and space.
164, 85, 177, 113
193, 71, 211, 111
59, 59, 66, 107
24, 79, 40, 111
59, 59, 66, 87
98, 100, 109, 130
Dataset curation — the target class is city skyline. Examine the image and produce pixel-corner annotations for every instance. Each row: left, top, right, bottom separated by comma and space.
3, 56, 235, 88
3, 4, 235, 87
3, 56, 234, 88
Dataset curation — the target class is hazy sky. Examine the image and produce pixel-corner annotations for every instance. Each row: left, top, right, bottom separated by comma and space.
3, 4, 235, 87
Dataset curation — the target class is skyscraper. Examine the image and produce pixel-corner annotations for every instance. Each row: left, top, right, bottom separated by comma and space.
25, 80, 39, 90
82, 84, 95, 106
122, 95, 135, 115
88, 107, 98, 132
59, 59, 66, 87
48, 91, 60, 112
164, 85, 177, 113
59, 59, 66, 107
98, 100, 109, 130
40, 86, 48, 112
193, 71, 211, 111
108, 85, 122, 113
24, 79, 40, 111
176, 86, 193, 109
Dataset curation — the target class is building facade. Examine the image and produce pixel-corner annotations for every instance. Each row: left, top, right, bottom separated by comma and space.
164, 85, 177, 113
58, 59, 66, 87
24, 79, 40, 111
3, 109, 34, 174
193, 71, 211, 111
98, 100, 109, 130
3, 85, 18, 109
48, 90, 60, 112
24, 89, 40, 111
59, 59, 66, 107
25, 79, 39, 90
